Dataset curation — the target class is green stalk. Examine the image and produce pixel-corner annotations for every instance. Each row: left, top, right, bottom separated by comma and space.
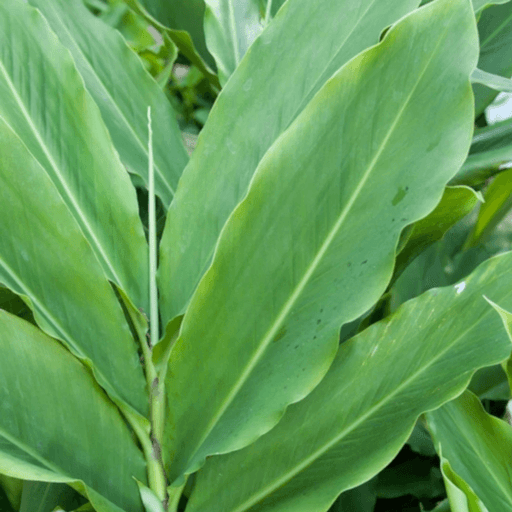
264, 0, 273, 25
146, 107, 168, 504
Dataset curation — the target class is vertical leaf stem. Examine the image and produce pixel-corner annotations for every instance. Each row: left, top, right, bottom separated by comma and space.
146, 107, 167, 504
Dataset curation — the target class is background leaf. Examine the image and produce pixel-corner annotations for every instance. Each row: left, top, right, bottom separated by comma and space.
473, 1, 512, 116
29, 0, 189, 210
204, 0, 266, 85
124, 0, 219, 86
19, 481, 85, 512
427, 390, 512, 510
163, 0, 478, 483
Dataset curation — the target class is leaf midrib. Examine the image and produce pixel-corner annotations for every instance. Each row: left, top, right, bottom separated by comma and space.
41, 0, 175, 198
181, 0, 383, 314
0, 53, 122, 288
236, 295, 496, 512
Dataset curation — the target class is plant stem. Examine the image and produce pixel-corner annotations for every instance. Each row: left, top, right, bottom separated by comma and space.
167, 481, 186, 512
146, 107, 168, 503
148, 107, 159, 349
264, 0, 273, 25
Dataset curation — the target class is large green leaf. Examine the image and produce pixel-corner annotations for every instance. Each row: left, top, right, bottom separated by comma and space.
158, 0, 421, 327
163, 0, 478, 483
0, 311, 146, 512
204, 0, 266, 86
473, 1, 512, 116
0, 117, 147, 417
427, 390, 512, 510
28, 0, 188, 210
186, 249, 512, 512
0, 0, 148, 311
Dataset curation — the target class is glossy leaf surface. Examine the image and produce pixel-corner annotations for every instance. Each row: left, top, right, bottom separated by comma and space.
29, 0, 188, 209
427, 390, 512, 510
0, 117, 147, 417
164, 0, 478, 483
158, 0, 422, 326
186, 249, 512, 512
0, 0, 148, 311
0, 311, 146, 512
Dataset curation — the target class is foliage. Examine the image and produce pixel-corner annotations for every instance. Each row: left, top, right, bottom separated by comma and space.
1, 0, 512, 511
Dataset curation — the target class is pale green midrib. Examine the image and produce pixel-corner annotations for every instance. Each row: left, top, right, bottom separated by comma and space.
236, 299, 495, 512
43, 1, 175, 198
171, 0, 379, 315
450, 412, 512, 503
480, 11, 512, 48
187, 0, 444, 472
0, 429, 70, 480
231, 13, 467, 511
0, 58, 123, 288
227, 1, 241, 64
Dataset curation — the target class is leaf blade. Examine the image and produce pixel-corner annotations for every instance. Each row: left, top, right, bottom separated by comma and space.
0, 311, 146, 512
28, 0, 188, 209
158, 0, 422, 326
0, 0, 148, 311
164, 0, 478, 483
186, 249, 512, 512
0, 116, 148, 418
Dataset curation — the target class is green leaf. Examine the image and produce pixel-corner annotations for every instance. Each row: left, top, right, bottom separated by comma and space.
440, 456, 489, 512
394, 186, 481, 280
163, 0, 478, 483
28, 0, 188, 210
465, 168, 512, 246
185, 248, 512, 512
330, 479, 377, 512
468, 364, 510, 399
124, 0, 220, 87
427, 390, 512, 510
0, 311, 146, 512
0, 0, 148, 311
376, 457, 444, 499
451, 116, 512, 186
473, 1, 512, 116
158, 0, 422, 327
0, 474, 22, 511
19, 481, 84, 512
0, 117, 148, 418
204, 0, 265, 86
